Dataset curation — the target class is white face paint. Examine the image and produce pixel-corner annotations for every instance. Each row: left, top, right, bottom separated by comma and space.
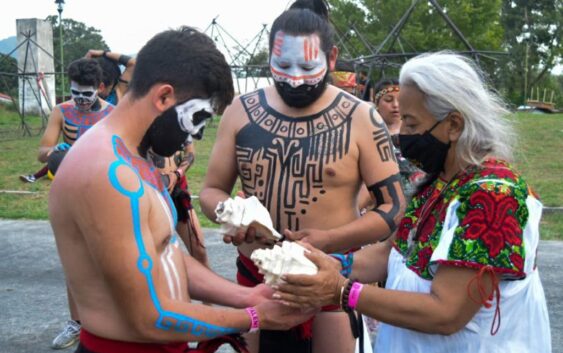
270, 31, 328, 88
175, 98, 214, 140
70, 81, 98, 111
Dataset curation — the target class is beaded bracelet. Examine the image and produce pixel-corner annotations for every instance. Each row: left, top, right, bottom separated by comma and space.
340, 279, 356, 313
245, 307, 259, 333
330, 252, 354, 278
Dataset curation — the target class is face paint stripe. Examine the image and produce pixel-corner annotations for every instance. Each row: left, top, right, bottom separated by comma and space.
304, 39, 309, 62
270, 66, 327, 81
109, 135, 238, 337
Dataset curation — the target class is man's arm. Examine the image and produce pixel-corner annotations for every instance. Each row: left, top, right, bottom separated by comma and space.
85, 49, 135, 97
286, 105, 406, 253
38, 106, 64, 163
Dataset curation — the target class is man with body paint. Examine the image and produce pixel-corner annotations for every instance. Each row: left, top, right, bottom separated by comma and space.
26, 58, 115, 350
199, 1, 406, 353
20, 58, 114, 185
48, 27, 311, 353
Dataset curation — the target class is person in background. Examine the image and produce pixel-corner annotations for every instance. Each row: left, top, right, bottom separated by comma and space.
85, 49, 136, 105
143, 140, 211, 270
358, 78, 425, 212
19, 59, 114, 184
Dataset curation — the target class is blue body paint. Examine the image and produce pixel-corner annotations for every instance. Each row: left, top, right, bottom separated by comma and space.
108, 135, 238, 338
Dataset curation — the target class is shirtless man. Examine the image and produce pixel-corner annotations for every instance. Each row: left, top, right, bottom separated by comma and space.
20, 58, 113, 185
22, 58, 114, 349
49, 27, 310, 353
199, 1, 405, 353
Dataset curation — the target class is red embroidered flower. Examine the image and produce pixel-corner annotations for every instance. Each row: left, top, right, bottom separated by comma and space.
396, 217, 413, 241
509, 252, 524, 272
415, 246, 433, 269
481, 167, 516, 180
418, 212, 437, 243
461, 190, 522, 257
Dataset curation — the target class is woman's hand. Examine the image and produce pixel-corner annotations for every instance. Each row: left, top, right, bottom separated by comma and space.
273, 243, 347, 310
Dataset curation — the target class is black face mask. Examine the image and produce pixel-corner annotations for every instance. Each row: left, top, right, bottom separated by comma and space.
398, 120, 450, 175
138, 105, 189, 158
274, 73, 329, 108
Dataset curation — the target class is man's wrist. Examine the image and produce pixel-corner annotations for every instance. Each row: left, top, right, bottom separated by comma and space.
245, 307, 260, 333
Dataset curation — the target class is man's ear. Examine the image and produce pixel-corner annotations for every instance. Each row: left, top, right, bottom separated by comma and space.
328, 46, 339, 71
98, 82, 106, 93
447, 112, 464, 143
152, 84, 176, 113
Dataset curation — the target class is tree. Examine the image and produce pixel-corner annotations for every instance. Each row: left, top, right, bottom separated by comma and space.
329, 0, 504, 88
46, 15, 109, 99
499, 0, 562, 104
0, 54, 18, 98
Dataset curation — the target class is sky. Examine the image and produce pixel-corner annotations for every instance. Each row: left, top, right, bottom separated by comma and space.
0, 0, 294, 55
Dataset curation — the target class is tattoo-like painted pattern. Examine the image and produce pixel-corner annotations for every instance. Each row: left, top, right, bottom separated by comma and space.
60, 102, 114, 144
369, 107, 396, 163
236, 90, 359, 231
108, 135, 237, 338
368, 173, 403, 233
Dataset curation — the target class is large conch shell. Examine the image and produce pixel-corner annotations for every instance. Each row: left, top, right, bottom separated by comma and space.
215, 196, 282, 241
251, 241, 318, 286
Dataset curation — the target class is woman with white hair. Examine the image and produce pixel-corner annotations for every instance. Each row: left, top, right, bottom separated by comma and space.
272, 52, 551, 352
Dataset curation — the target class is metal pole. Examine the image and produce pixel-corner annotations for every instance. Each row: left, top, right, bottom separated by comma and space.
58, 8, 64, 100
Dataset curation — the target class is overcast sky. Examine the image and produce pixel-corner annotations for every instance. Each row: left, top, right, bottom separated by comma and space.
1, 0, 293, 54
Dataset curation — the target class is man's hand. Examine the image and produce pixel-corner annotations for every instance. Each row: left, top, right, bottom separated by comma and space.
244, 283, 274, 307
84, 49, 104, 58
255, 299, 317, 331
273, 243, 346, 310
283, 228, 330, 252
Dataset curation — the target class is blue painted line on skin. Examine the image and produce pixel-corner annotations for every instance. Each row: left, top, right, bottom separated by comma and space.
108, 135, 238, 338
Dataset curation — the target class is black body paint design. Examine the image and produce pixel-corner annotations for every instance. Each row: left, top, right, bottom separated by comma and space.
368, 173, 403, 233
369, 107, 396, 163
236, 90, 359, 231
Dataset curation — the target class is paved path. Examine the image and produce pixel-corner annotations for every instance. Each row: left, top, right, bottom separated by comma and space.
1, 220, 560, 352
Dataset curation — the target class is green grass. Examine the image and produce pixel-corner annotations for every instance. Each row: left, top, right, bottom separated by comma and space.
1, 106, 562, 238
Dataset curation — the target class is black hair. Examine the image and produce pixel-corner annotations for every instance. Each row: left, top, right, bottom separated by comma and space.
129, 26, 234, 114
95, 57, 121, 88
373, 77, 399, 104
67, 58, 103, 87
373, 78, 399, 95
269, 0, 334, 54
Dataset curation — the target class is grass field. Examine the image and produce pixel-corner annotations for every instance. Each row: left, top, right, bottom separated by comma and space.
1, 105, 562, 238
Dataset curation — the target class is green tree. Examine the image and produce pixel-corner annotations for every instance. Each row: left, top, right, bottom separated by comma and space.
499, 0, 562, 104
329, 0, 504, 84
0, 54, 18, 98
46, 15, 109, 99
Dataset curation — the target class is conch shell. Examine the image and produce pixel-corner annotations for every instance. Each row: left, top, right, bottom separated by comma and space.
250, 241, 318, 286
215, 196, 282, 241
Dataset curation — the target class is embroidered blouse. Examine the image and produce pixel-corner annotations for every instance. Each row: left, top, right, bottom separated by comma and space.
374, 158, 551, 353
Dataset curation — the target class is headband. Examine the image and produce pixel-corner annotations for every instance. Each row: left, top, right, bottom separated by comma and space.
374, 85, 400, 103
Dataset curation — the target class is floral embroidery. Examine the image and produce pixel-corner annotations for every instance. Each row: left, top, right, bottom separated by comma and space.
394, 159, 530, 280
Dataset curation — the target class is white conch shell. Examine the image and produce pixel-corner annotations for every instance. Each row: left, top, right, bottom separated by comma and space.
250, 241, 318, 286
215, 196, 282, 240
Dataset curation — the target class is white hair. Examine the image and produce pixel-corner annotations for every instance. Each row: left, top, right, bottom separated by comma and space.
399, 51, 515, 166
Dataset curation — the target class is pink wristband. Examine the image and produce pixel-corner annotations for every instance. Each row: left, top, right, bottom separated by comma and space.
245, 307, 259, 333
347, 282, 364, 310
